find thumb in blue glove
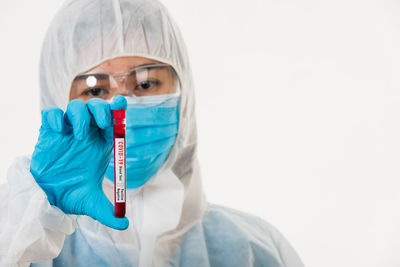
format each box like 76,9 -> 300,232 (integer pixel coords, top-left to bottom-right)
30,95 -> 129,230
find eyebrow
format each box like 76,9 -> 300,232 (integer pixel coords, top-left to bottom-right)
130,63 -> 160,69
127,63 -> 166,72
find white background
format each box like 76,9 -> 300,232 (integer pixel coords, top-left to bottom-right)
1,0 -> 399,266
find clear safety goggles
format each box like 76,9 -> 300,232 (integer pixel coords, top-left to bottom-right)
71,63 -> 180,101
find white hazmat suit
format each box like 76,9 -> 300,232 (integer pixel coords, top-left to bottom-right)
0,0 -> 305,266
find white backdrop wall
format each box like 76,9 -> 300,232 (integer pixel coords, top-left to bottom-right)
1,1 -> 399,267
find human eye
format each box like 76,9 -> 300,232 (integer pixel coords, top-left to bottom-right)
135,80 -> 160,91
82,87 -> 109,97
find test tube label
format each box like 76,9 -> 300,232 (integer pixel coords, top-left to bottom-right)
115,138 -> 126,203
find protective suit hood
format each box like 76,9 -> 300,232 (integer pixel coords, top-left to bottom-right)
39,0 -> 206,237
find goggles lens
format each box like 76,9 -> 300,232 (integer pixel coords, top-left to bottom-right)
71,64 -> 179,101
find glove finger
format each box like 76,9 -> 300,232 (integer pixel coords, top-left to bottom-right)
102,125 -> 114,142
87,98 -> 112,129
110,94 -> 127,110
41,107 -> 65,132
65,99 -> 91,140
89,193 -> 129,230
46,108 -> 65,133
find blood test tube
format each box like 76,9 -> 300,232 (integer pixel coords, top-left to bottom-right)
113,109 -> 126,218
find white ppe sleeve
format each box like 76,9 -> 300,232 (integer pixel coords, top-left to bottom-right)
0,156 -> 77,267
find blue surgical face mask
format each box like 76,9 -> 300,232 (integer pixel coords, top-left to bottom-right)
105,94 -> 180,188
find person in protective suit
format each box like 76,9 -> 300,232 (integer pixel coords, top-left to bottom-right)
0,0 -> 305,266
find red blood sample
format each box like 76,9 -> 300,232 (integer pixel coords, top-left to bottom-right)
113,109 -> 126,218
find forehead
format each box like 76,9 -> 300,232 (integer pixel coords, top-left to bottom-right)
86,56 -> 164,73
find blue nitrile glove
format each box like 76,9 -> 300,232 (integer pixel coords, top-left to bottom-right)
30,95 -> 129,230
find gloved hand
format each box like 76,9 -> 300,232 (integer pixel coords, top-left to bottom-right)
30,95 -> 129,230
